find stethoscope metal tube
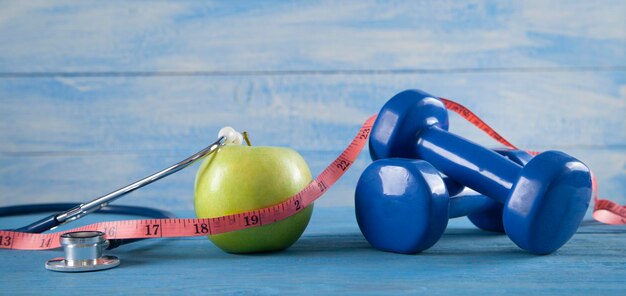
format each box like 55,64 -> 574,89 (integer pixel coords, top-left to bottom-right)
0,126 -> 245,272
15,136 -> 226,233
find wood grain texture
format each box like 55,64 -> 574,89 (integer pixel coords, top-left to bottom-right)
0,73 -> 623,209
0,1 -> 625,293
1,208 -> 625,295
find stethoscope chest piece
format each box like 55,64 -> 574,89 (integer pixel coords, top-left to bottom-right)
45,231 -> 119,272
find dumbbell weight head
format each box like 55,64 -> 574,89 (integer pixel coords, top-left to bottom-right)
369,89 -> 592,254
355,158 -> 448,253
355,158 -> 504,254
464,197 -> 504,233
369,89 -> 449,160
505,151 -> 592,254
369,91 -> 537,165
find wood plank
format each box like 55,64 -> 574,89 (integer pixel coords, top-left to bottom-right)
0,148 -> 623,210
1,208 -> 624,294
0,1 -> 624,294
0,2 -> 624,72
1,72 -> 623,153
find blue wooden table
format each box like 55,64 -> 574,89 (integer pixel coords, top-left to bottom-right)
1,1 -> 625,294
1,208 -> 625,295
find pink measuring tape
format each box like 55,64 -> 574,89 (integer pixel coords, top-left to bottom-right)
440,98 -> 626,225
1,98 -> 623,251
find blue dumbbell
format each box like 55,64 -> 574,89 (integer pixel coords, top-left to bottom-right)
356,158 -> 504,253
368,89 -> 592,254
467,148 -> 532,231
442,175 -> 504,233
355,149 -> 531,253
440,148 -> 532,232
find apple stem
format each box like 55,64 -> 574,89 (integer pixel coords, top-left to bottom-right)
242,131 -> 252,146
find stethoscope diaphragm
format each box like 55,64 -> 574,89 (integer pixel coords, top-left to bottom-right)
45,231 -> 119,272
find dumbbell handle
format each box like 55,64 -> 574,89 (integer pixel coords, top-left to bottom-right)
441,176 -> 464,197
416,126 -> 521,204
449,192 -> 497,218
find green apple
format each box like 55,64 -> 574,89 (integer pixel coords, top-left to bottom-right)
194,144 -> 314,253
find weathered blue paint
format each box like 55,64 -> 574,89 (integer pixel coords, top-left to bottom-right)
0,1 -> 624,293
1,208 -> 625,294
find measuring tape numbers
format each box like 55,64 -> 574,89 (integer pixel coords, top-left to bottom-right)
0,116 -> 377,250
1,97 -> 624,251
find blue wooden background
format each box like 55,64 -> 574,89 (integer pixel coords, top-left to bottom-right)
1,1 -> 625,294
0,1 -> 624,213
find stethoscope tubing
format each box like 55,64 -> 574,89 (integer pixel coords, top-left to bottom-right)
1,136 -> 224,235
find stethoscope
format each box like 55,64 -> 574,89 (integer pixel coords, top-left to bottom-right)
0,127 -> 245,272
